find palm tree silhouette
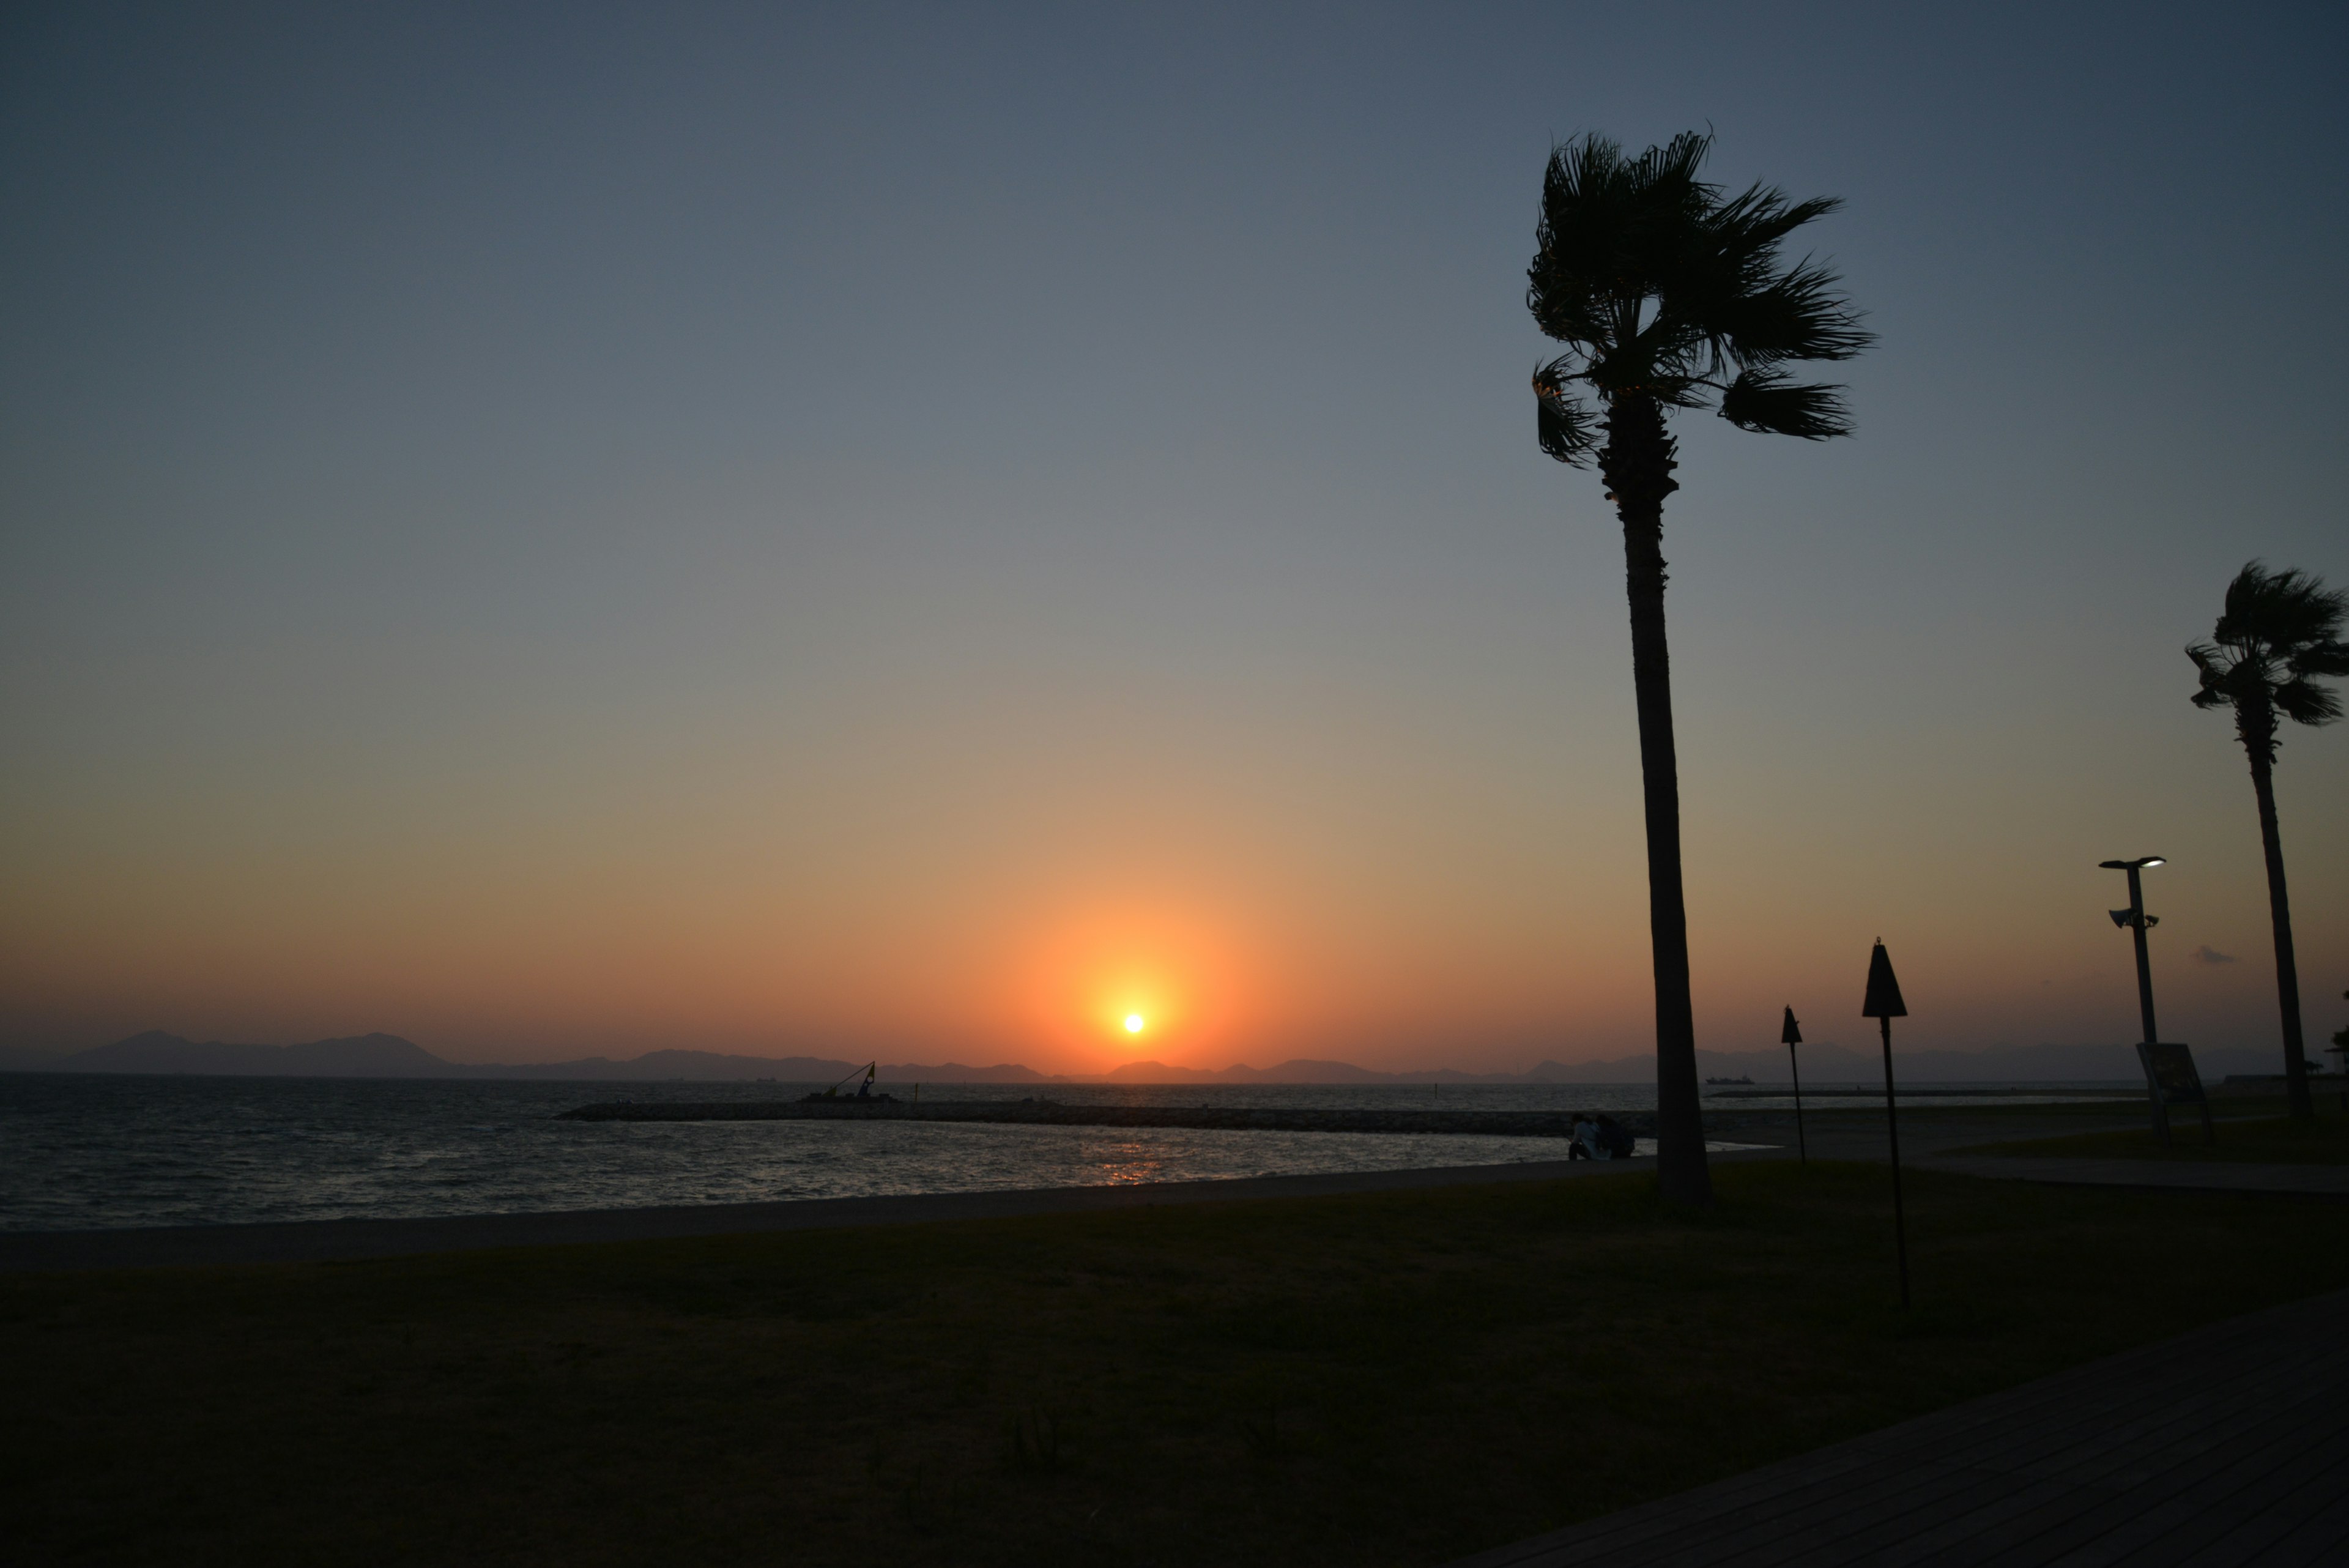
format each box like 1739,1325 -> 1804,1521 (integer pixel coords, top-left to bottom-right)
2188,562 -> 2349,1121
1526,133 -> 1868,1203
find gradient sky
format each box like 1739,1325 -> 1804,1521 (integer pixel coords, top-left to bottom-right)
4,2 -> 2344,1074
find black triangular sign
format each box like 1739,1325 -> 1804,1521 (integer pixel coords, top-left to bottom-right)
1862,940 -> 1908,1019
1781,1006 -> 1802,1046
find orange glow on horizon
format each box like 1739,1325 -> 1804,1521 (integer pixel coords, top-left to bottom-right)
995,901 -> 1253,1066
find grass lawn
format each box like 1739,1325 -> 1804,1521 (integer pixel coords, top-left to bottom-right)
9,1161 -> 2349,1567
1962,1109 -> 2349,1164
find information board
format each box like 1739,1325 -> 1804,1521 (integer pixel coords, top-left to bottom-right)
2134,1041 -> 2215,1143
2137,1041 -> 2207,1103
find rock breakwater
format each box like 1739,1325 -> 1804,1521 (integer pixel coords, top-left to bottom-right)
556,1100 -> 1668,1140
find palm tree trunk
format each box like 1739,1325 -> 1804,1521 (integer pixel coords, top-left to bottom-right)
2247,748 -> 2312,1120
1600,397 -> 1710,1205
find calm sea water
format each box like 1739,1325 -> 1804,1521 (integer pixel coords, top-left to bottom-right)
0,1075 -> 1678,1233
1,1074 -> 2132,1232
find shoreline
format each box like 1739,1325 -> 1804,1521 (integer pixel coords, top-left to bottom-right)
0,1152 -> 1802,1275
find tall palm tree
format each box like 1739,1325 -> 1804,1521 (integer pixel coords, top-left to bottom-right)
1526,133 -> 1868,1205
2188,562 -> 2349,1121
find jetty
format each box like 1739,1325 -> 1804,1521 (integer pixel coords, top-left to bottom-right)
557,1099 -> 1659,1140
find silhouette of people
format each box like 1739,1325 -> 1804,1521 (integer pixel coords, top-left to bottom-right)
1596,1113 -> 1636,1159
1570,1115 -> 1605,1160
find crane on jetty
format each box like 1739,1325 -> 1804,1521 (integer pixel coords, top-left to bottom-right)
812,1061 -> 884,1101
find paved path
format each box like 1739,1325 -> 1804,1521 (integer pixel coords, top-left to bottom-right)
1452,1285 -> 2349,1567
1927,1156 -> 2349,1198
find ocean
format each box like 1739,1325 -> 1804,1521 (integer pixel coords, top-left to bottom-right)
0,1075 -> 1666,1232
0,1074 -> 2134,1232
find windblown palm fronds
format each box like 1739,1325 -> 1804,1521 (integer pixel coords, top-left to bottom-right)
2188,563 -> 2349,754
1527,132 -> 1870,464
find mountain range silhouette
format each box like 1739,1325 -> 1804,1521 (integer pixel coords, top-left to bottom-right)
0,1031 -> 2289,1083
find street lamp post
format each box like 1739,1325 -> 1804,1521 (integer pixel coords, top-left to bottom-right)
2100,856 -> 2166,1050
2101,856 -> 2202,1145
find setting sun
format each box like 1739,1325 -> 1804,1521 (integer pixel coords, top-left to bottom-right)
1124,1014 -> 1145,1034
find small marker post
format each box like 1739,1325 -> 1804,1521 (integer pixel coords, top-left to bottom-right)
1781,1006 -> 1806,1165
1862,941 -> 1910,1309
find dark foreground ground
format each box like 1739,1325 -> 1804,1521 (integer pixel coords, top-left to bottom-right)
10,1158 -> 2349,1567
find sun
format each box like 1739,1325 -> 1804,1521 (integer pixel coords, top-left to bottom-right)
1124,1013 -> 1146,1035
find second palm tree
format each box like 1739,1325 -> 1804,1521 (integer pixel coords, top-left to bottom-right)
2188,562 -> 2349,1121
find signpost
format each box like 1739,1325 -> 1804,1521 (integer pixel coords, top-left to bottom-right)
1781,1006 -> 1807,1165
1862,941 -> 1910,1309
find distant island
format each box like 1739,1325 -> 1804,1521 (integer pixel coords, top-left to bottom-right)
0,1030 -> 2285,1084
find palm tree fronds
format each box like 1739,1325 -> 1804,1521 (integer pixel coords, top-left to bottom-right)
1710,258 -> 1873,367
1579,335 -> 1694,404
1709,184 -> 1844,253
2191,563 -> 2348,732
2214,561 -> 2349,656
2273,678 -> 2344,726
1525,280 -> 1611,348
1526,131 -> 1865,447
1717,368 -> 1853,439
1532,364 -> 1598,466
2186,642 -> 2238,709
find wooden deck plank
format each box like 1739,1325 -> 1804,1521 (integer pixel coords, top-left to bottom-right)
1447,1287 -> 2349,1568
1863,1353 -> 2344,1566
2032,1395 -> 2343,1566
1896,1361 -> 2341,1566
1484,1365 -> 2287,1568
1567,1306 -> 2326,1564
2227,1485 -> 2349,1568
1654,1348 -> 2326,1568
1527,1369 -> 2228,1566
2224,1466 -> 2349,1567
2132,1461 -> 2349,1568
1479,1304 -> 2332,1566
2071,1373 -> 2349,1564
1748,1406 -> 2249,1568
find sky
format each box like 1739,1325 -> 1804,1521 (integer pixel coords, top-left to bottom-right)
3,1 -> 2344,1074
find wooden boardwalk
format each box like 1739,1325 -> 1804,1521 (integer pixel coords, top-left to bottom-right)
1927,1156 -> 2349,1198
1453,1287 -> 2349,1567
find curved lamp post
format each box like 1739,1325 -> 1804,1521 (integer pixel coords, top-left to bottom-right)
2099,856 -> 2166,1048
2100,857 -> 2213,1145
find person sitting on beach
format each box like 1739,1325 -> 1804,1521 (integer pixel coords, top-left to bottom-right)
1570,1115 -> 1606,1161
1596,1113 -> 1636,1159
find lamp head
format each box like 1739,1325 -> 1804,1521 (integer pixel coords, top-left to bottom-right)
2099,856 -> 2167,871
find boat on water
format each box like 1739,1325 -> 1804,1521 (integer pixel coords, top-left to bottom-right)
1704,1074 -> 1755,1086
